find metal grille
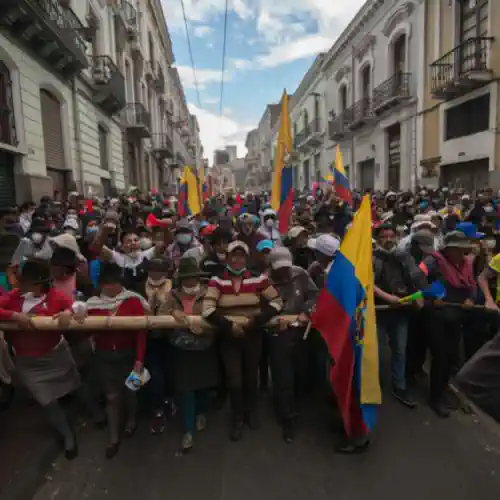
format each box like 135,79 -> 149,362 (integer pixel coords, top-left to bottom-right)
0,61 -> 17,146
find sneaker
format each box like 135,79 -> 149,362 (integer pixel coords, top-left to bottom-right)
150,411 -> 165,434
392,388 -> 417,409
181,432 -> 193,451
245,411 -> 260,430
230,419 -> 244,442
196,414 -> 207,432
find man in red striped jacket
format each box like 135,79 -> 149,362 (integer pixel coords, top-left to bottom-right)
202,240 -> 283,441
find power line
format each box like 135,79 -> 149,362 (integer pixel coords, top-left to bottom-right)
179,0 -> 202,109
219,0 -> 229,116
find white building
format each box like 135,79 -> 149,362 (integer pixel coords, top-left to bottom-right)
322,0 -> 423,191
0,0 -> 200,203
244,128 -> 260,191
289,53 -> 327,190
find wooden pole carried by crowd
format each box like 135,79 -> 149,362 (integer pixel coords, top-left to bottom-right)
0,303 -> 497,331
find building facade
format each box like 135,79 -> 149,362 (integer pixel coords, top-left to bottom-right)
255,104 -> 280,193
322,0 -> 424,192
0,0 -> 200,204
420,0 -> 500,191
244,128 -> 259,191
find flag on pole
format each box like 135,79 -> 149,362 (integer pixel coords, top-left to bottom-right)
177,172 -> 188,217
199,166 -> 208,203
183,165 -> 201,215
271,90 -> 293,234
312,195 -> 381,437
333,145 -> 352,206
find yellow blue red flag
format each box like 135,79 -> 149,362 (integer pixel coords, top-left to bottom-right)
271,90 -> 293,234
333,145 -> 352,205
312,195 -> 381,437
183,165 -> 201,215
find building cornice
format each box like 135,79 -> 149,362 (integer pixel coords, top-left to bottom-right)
354,34 -> 376,61
382,1 -> 416,37
322,0 -> 385,72
335,64 -> 352,82
289,53 -> 325,110
149,0 -> 175,64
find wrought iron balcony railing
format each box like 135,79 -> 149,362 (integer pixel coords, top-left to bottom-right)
430,37 -> 493,95
123,102 -> 151,130
91,56 -> 126,113
373,72 -> 411,111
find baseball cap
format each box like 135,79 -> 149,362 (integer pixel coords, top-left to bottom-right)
227,240 -> 249,255
314,234 -> 340,257
268,247 -> 293,270
456,222 -> 485,240
256,239 -> 274,252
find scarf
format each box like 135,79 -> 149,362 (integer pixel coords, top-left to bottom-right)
431,252 -> 476,290
86,288 -> 150,313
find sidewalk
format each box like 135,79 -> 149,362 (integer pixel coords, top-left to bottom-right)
0,390 -> 60,500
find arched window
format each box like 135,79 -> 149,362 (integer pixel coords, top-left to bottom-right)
0,61 -> 17,146
393,34 -> 406,75
360,64 -> 371,99
303,109 -> 309,130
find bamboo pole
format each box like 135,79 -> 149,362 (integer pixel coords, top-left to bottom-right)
0,302 -> 496,332
0,315 -> 300,331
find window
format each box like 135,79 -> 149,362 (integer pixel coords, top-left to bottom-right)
445,93 -> 490,140
361,65 -> 371,99
393,34 -> 406,74
339,85 -> 347,112
460,0 -> 488,41
98,125 -> 109,170
0,61 -> 16,146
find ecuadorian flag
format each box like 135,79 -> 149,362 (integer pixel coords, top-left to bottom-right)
199,166 -> 208,203
312,195 -> 381,437
178,172 -> 188,217
271,90 -> 293,234
334,145 -> 352,206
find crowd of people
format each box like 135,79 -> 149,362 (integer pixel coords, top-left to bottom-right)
0,186 -> 499,459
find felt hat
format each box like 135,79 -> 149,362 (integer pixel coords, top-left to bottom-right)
177,257 -> 205,279
20,258 -> 51,285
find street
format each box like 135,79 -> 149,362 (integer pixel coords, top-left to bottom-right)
32,389 -> 500,500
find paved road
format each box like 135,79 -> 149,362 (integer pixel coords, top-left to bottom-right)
32,387 -> 500,500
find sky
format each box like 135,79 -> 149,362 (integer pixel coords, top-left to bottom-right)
160,0 -> 366,164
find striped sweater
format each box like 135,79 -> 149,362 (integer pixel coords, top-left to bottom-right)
202,269 -> 283,333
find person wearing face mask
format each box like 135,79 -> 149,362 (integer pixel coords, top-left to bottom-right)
202,241 -> 283,442
167,219 -> 200,274
160,257 -> 218,452
235,213 -> 265,271
143,257 -> 173,435
267,247 -> 318,442
373,224 -> 427,409
257,209 -> 282,247
183,224 -> 216,265
10,217 -> 53,274
200,226 -> 233,277
286,226 -> 314,270
91,225 -> 165,296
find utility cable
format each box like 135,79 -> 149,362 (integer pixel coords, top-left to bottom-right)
219,0 -> 229,115
179,0 -> 202,109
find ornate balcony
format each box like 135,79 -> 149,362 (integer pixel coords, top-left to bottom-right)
348,97 -> 375,130
373,72 -> 412,114
113,0 -> 138,38
328,108 -> 354,141
0,0 -> 88,77
294,118 -> 323,151
430,37 -> 494,99
152,133 -> 174,159
90,56 -> 126,115
122,103 -> 151,138
155,65 -> 166,93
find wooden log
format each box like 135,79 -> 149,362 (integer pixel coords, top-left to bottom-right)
0,315 -> 300,331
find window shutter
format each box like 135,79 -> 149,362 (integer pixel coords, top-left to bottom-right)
40,90 -> 65,170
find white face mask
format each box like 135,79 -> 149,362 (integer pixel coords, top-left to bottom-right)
216,252 -> 226,262
182,284 -> 200,295
139,237 -> 153,250
484,205 -> 494,213
149,277 -> 167,286
176,233 -> 192,245
265,218 -> 275,228
31,232 -> 43,244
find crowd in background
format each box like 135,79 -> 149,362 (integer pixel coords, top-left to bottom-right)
0,184 -> 499,457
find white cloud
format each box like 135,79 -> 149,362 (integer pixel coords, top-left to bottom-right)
230,58 -> 253,70
176,65 -> 230,90
161,0 -> 367,68
223,107 -> 233,116
188,104 -> 252,163
193,25 -> 214,37
203,96 -> 220,104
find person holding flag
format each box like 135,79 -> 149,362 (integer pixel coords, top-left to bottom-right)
271,90 -> 293,235
312,195 -> 381,453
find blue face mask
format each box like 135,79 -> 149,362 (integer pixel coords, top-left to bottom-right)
176,233 -> 192,246
227,265 -> 246,276
87,226 -> 99,234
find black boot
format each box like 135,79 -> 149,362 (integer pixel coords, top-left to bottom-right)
230,418 -> 244,441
